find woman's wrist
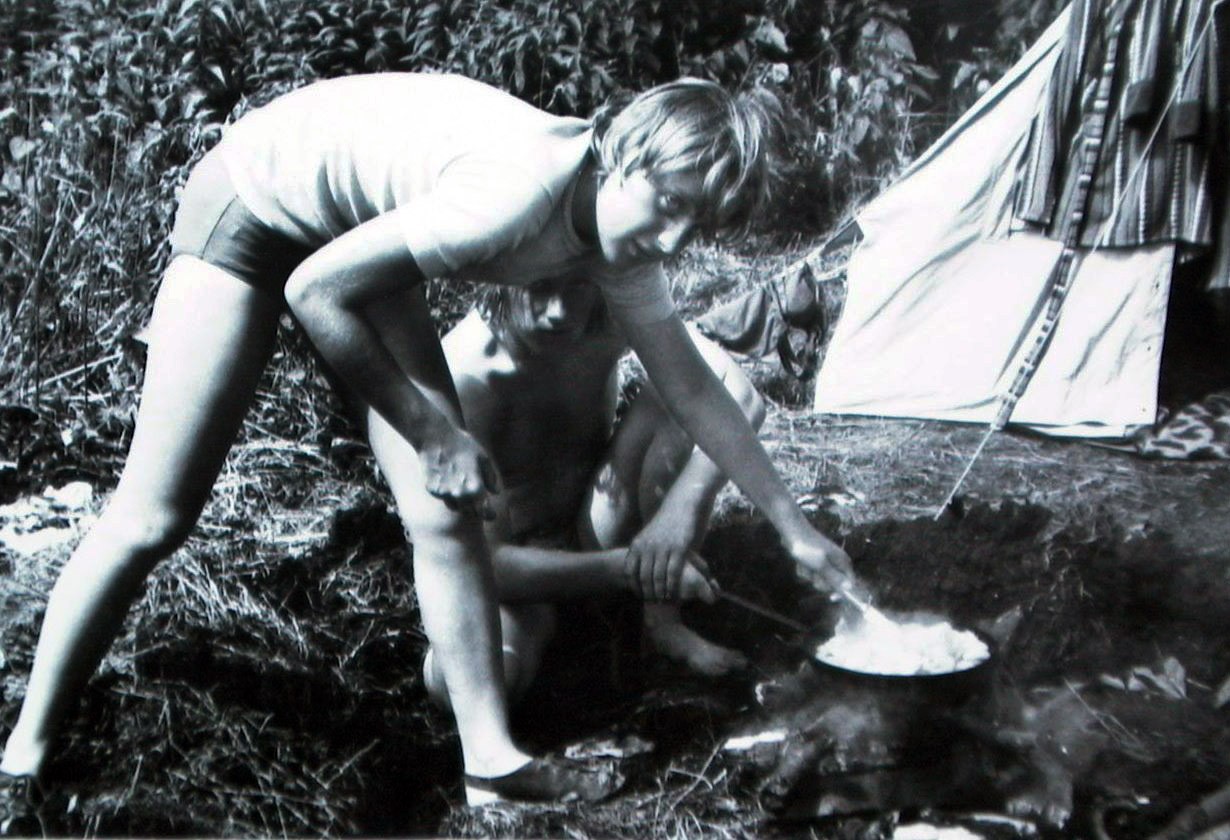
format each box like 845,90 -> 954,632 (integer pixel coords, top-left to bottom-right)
766,497 -> 816,551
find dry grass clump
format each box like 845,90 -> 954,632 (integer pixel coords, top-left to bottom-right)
442,770 -> 764,840
0,411 -> 465,836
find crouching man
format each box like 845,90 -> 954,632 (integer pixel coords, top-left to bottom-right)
368,274 -> 764,708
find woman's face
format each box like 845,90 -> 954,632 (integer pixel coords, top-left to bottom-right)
594,167 -> 705,268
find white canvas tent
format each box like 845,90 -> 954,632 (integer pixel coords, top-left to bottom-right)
812,8 -> 1175,439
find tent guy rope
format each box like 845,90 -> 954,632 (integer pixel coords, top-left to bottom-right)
933,1 -> 1222,519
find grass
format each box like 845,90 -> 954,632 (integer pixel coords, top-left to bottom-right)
5,240 -> 1230,837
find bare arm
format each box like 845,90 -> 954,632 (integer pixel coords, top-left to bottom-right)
488,540 -> 711,603
644,326 -> 767,539
285,213 -> 497,506
619,312 -> 858,593
489,543 -> 625,603
620,327 -> 766,599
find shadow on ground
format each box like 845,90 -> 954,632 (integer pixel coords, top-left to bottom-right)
4,418 -> 1230,837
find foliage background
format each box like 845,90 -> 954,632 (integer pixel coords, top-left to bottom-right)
1,0 -> 1065,475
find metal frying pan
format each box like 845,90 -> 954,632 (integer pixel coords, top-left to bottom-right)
715,587 -> 996,692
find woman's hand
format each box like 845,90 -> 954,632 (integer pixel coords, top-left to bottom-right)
418,423 -> 502,517
786,528 -> 868,600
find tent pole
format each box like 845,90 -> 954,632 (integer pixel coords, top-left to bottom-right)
933,0 -> 1140,519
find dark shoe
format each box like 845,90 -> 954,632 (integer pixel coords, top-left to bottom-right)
464,756 -> 624,806
775,264 -> 826,380
0,772 -> 44,838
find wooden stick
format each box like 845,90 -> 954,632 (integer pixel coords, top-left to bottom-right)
714,589 -> 808,633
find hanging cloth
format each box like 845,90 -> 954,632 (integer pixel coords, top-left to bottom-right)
1014,0 -> 1230,286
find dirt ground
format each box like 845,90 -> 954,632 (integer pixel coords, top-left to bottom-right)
438,408 -> 1230,839
3,349 -> 1230,838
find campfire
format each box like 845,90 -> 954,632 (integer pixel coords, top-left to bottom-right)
694,501 -> 1230,839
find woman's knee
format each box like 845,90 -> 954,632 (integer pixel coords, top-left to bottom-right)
406,509 -> 489,566
95,498 -> 196,562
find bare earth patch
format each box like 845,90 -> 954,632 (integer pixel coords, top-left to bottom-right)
3,367 -> 1230,838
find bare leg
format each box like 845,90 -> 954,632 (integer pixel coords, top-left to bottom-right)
500,603 -> 557,700
374,417 -> 595,801
363,290 -> 532,780
579,391 -> 747,677
423,603 -> 557,709
1,257 -> 281,776
366,293 -> 623,805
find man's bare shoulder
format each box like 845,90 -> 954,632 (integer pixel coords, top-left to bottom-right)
444,311 -> 516,377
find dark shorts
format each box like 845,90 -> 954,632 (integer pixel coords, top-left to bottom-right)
168,149 -> 316,299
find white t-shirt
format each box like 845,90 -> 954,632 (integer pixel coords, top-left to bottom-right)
217,73 -> 674,324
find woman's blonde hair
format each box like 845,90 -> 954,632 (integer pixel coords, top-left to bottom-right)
591,78 -> 783,242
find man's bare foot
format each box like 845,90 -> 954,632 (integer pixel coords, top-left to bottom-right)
644,605 -> 748,676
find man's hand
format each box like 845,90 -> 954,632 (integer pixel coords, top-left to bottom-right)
624,509 -> 716,602
418,423 -> 501,518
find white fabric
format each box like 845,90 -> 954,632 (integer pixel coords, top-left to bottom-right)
814,7 -> 1172,438
218,73 -> 674,324
816,236 -> 1171,436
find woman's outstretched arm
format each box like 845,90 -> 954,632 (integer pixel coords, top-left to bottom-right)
619,311 -> 863,595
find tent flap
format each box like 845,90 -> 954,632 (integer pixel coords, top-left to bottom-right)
813,4 -> 1170,439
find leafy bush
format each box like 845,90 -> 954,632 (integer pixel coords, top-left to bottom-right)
0,0 -> 1065,481
759,1 -> 941,230
2,0 -> 202,410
